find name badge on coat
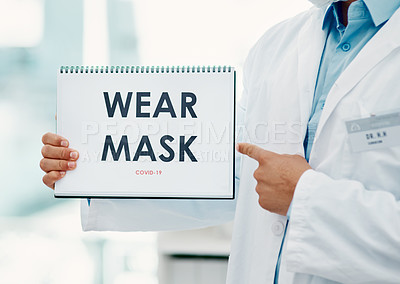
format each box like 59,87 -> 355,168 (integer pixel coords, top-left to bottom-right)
346,112 -> 400,152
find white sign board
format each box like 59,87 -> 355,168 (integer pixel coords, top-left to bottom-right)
55,66 -> 235,199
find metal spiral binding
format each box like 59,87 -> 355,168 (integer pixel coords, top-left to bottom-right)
60,65 -> 233,74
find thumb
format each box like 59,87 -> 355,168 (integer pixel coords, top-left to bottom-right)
236,143 -> 265,161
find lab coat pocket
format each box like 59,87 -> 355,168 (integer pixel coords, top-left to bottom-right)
340,109 -> 400,196
344,142 -> 400,198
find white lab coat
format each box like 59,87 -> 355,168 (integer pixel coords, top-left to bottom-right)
81,5 -> 400,284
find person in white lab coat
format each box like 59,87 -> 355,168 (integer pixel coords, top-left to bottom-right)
40,0 -> 400,283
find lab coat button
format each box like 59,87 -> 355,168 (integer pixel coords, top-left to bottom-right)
271,221 -> 285,236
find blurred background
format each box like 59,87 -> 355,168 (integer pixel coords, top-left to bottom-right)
0,0 -> 311,283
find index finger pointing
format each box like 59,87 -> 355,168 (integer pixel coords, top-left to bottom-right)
236,143 -> 265,161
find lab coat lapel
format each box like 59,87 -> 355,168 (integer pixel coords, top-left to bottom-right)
297,8 -> 327,140
314,8 -> 400,141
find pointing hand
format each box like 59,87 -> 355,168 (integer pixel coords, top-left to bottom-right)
236,143 -> 311,216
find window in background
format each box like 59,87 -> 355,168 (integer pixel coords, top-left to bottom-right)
0,0 -> 156,283
0,0 -> 44,47
83,0 -> 139,65
0,0 -> 84,216
131,0 -> 311,97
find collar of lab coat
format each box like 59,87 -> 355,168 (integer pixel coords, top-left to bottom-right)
297,6 -> 400,148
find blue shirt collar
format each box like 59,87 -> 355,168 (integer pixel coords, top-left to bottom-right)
322,0 -> 400,30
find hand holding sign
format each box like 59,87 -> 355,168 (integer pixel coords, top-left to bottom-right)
236,143 -> 311,216
40,133 -> 79,189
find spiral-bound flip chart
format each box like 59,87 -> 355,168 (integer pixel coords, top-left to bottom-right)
55,66 -> 236,199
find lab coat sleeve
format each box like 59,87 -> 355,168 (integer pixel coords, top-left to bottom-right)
81,158 -> 240,232
285,169 -> 400,283
80,197 -> 237,232
80,89 -> 247,232
81,150 -> 241,232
